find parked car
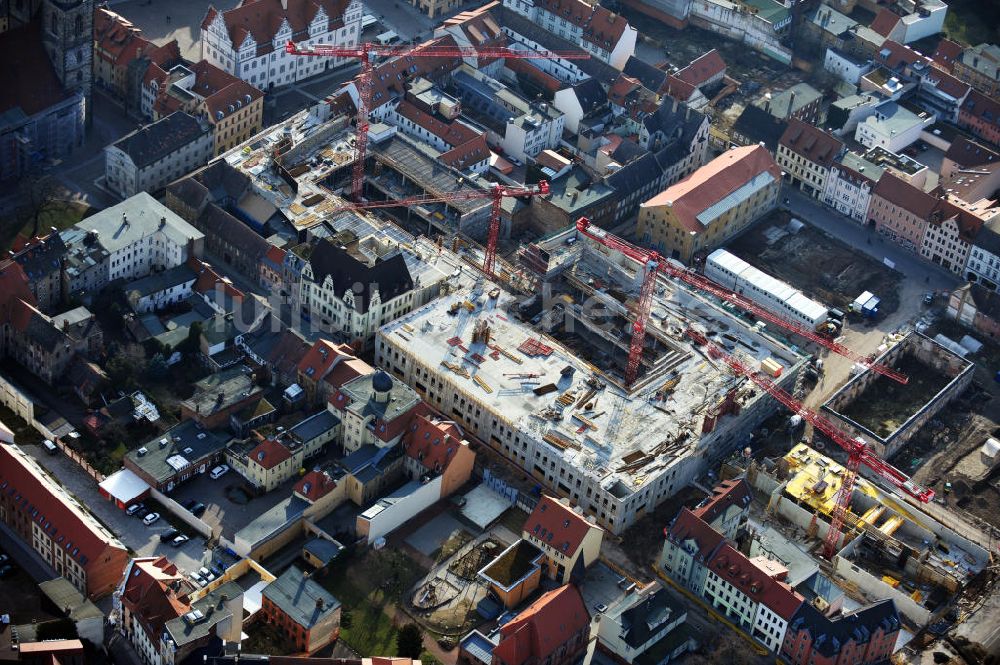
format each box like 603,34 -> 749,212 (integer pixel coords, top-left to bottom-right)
160,528 -> 180,543
210,563 -> 225,578
171,535 -> 190,547
210,465 -> 229,480
924,291 -> 934,305
190,502 -> 207,518
135,507 -> 150,519
126,503 -> 145,516
143,512 -> 160,526
199,567 -> 216,582
189,572 -> 207,587
182,499 -> 197,511
0,554 -> 9,565
0,565 -> 14,578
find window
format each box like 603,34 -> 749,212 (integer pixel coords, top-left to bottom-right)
75,14 -> 83,36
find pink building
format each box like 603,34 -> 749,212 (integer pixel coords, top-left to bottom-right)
959,90 -> 1000,147
919,198 -> 985,274
868,173 -> 936,252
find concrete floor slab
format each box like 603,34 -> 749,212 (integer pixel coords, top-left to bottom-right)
405,512 -> 467,556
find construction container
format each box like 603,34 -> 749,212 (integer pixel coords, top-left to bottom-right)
760,357 -> 783,377
882,575 -> 900,588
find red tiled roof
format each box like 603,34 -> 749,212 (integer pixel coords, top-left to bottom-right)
121,557 -> 191,643
187,60 -> 265,125
937,197 -> 986,242
373,401 -> 429,443
872,172 -> 939,218
93,8 -> 153,69
924,69 -> 971,99
0,444 -> 127,573
142,41 -> 182,86
249,437 -> 293,470
876,40 -> 928,71
190,258 -> 245,299
961,89 -> 1000,125
298,339 -> 349,379
943,136 -> 1000,169
932,39 -> 964,71
494,585 -> 589,665
265,245 -> 287,266
0,260 -> 36,327
523,495 -> 599,557
443,1 -> 506,59
294,470 -> 338,502
440,134 -> 490,171
396,101 -> 480,148
642,144 -> 783,232
675,49 -> 725,88
707,543 -> 803,619
666,507 -> 725,560
403,413 -> 463,472
691,478 -> 751,524
869,8 -> 900,37
504,58 -> 563,93
778,118 -> 844,168
203,0 -> 352,49
535,0 -> 629,49
663,75 -> 697,102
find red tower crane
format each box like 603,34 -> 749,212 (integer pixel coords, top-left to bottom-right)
285,39 -> 589,201
684,327 -> 933,560
328,180 -> 550,278
573,217 -> 909,387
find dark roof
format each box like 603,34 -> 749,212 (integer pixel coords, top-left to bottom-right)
13,234 -> 67,281
195,204 -> 270,260
943,136 -> 1000,169
307,240 -> 414,314
618,588 -> 679,649
960,282 -> 1000,319
570,78 -> 607,115
623,56 -> 668,94
642,99 -> 707,148
787,599 -> 900,658
0,20 -> 72,117
611,138 -> 647,165
112,112 -> 208,169
606,152 -> 661,197
10,300 -> 67,352
974,217 -> 1000,256
732,105 -> 789,152
666,507 -> 725,561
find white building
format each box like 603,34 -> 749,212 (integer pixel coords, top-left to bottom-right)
855,100 -> 935,154
104,112 -> 213,200
501,0 -> 637,69
705,249 -> 830,329
823,152 -> 883,223
201,0 -> 362,90
689,0 -> 792,65
824,48 -> 873,85
300,239 -> 417,352
64,193 -> 204,292
966,218 -> 1000,290
596,584 -> 694,663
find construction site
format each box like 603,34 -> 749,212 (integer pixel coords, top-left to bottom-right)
375,222 -> 810,536
747,443 -> 990,629
822,333 -> 975,458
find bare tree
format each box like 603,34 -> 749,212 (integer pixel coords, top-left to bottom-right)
16,171 -> 63,238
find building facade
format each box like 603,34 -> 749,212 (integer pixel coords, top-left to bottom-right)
522,495 -> 604,584
776,119 -> 844,199
637,145 -> 782,263
953,43 -> 1000,98
201,0 -> 363,90
822,156 -> 879,223
262,566 -> 341,654
0,443 -> 129,599
868,173 -> 935,252
105,111 -> 213,199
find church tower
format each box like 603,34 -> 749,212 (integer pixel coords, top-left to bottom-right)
41,0 -> 93,102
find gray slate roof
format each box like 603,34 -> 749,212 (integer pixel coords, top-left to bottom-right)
263,565 -> 341,629
112,111 -> 208,169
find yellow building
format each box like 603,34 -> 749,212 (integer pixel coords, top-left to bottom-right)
521,495 -> 604,584
152,60 -> 264,157
637,145 -> 782,263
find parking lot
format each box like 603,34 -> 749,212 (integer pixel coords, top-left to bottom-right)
167,470 -> 299,541
22,443 -> 211,575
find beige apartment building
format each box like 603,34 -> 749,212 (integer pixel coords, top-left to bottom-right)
637,145 -> 782,262
776,118 -> 844,199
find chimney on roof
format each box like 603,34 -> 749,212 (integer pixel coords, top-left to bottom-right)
281,0 -> 288,9
672,97 -> 679,113
788,91 -> 796,116
316,597 -> 325,610
122,212 -> 129,226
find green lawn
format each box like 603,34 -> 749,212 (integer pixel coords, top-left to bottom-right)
0,200 -> 90,252
317,548 -> 429,656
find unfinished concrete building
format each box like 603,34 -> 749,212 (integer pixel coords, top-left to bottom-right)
748,443 -> 989,626
375,229 -> 808,534
822,332 -> 974,458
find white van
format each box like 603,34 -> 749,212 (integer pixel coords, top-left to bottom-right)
210,464 -> 230,480
375,30 -> 399,45
43,440 -> 58,455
